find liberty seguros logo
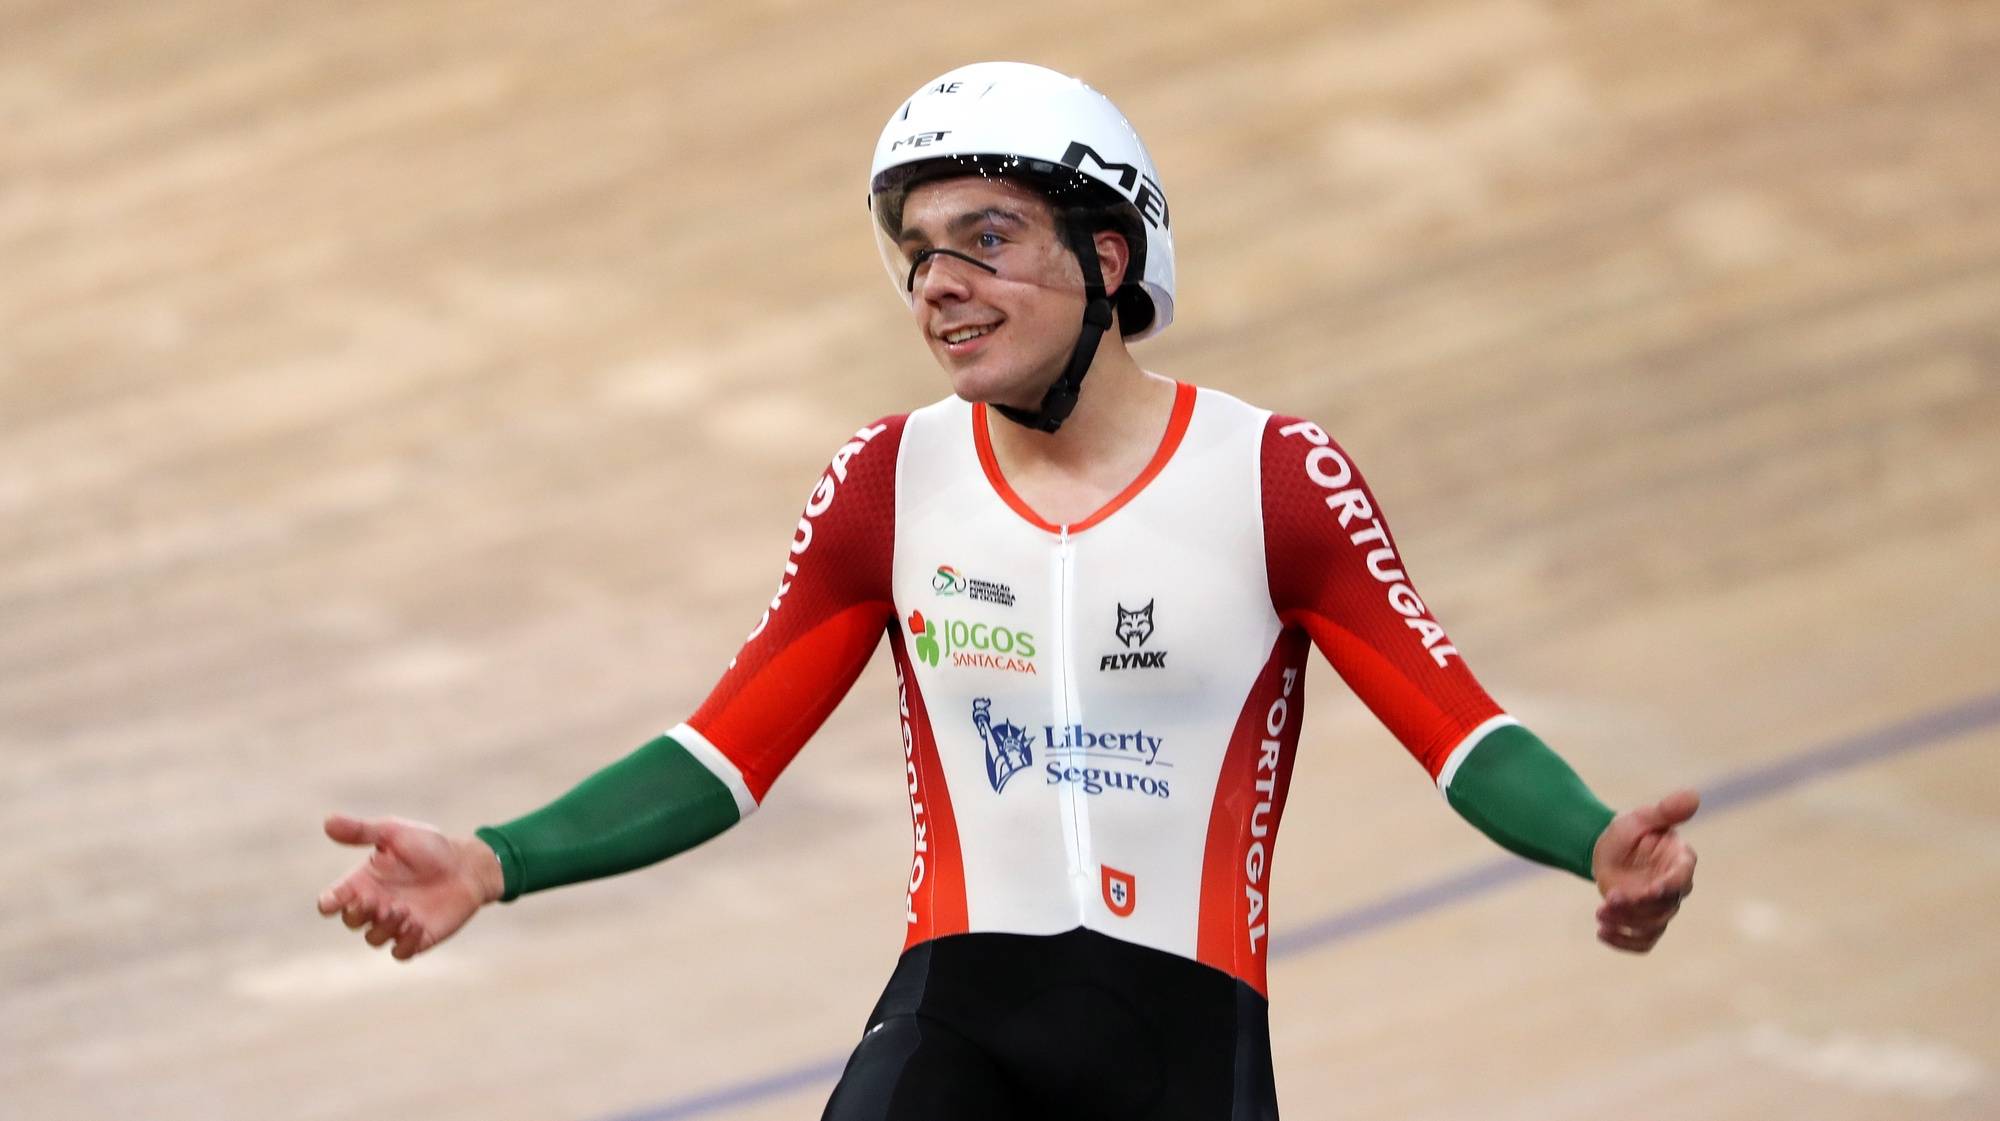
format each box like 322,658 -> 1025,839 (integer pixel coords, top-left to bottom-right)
973,697 -> 1034,793
968,698 -> 1172,801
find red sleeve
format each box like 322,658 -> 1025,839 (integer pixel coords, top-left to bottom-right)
1262,415 -> 1503,778
687,416 -> 904,801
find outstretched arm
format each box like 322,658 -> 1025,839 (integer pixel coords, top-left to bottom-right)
1261,417 -> 1699,953
316,729 -> 754,957
316,417 -> 905,957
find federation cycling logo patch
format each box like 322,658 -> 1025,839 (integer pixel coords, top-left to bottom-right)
930,562 -> 1017,607
931,565 -> 968,596
972,697 -> 1033,792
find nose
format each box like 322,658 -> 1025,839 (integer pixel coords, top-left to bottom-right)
914,260 -> 970,306
909,248 -> 996,305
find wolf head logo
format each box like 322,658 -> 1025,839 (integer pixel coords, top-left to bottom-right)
1115,601 -> 1154,648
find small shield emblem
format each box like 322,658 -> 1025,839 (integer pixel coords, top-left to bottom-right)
1101,865 -> 1137,917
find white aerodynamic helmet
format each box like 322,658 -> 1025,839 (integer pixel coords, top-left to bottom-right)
868,61 -> 1176,341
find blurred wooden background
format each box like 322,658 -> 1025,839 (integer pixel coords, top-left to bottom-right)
3,1 -> 1996,1118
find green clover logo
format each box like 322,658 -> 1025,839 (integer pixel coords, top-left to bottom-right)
907,610 -> 940,667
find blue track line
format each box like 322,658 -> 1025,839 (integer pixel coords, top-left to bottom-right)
594,689 -> 2000,1121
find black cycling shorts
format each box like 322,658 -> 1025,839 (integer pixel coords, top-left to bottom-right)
820,927 -> 1280,1121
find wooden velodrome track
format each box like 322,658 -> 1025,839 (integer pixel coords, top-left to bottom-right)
4,1 -> 1997,1118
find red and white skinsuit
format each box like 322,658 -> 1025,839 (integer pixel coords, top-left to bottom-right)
670,383 -> 1513,995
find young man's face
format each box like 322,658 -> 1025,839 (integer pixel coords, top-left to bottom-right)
893,176 -> 1105,409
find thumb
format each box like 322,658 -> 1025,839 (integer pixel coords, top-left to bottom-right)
1634,788 -> 1701,832
323,813 -> 385,847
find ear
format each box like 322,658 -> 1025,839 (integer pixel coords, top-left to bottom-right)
1093,229 -> 1132,296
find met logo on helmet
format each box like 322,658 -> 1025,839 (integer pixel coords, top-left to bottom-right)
1059,141 -> 1169,230
891,129 -> 951,151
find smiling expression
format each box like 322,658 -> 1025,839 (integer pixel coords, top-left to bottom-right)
894,177 -> 1125,408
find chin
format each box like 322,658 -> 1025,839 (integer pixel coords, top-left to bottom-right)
939,354 -> 1054,410
943,364 -> 1021,407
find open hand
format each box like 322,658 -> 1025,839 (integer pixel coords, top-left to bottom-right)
315,814 -> 502,960
1591,789 -> 1699,954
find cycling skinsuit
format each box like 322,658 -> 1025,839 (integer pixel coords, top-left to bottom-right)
478,381 -> 1612,1120
666,383 -> 1505,1118
675,382 -> 1508,986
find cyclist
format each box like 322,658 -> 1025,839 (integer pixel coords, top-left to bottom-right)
319,62 -> 1698,1121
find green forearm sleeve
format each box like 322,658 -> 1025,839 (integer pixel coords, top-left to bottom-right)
1444,723 -> 1615,880
475,733 -> 743,901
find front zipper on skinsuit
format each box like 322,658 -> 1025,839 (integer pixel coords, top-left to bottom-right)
1050,524 -> 1094,920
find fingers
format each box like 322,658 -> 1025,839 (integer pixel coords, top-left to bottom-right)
391,922 -> 432,961
1596,873 -> 1689,953
1597,903 -> 1674,949
316,879 -> 355,916
391,926 -> 421,960
329,890 -> 416,953
1654,844 -> 1698,900
342,895 -> 382,929
317,877 -> 435,959
1598,892 -> 1680,927
1605,844 -> 1696,915
1597,922 -> 1662,953
319,875 -> 391,929
1635,788 -> 1701,832
323,812 -> 385,847
362,904 -> 409,948
1664,787 -> 1701,820
319,868 -> 386,923
363,907 -> 399,946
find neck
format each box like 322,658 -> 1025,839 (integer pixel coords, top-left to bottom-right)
983,335 -> 1176,473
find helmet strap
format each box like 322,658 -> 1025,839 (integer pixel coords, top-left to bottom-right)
992,208 -> 1115,434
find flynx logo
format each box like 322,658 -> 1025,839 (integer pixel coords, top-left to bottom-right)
1102,600 -> 1167,671
907,610 -> 1037,674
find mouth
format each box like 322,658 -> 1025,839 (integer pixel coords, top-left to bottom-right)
935,320 -> 1001,355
